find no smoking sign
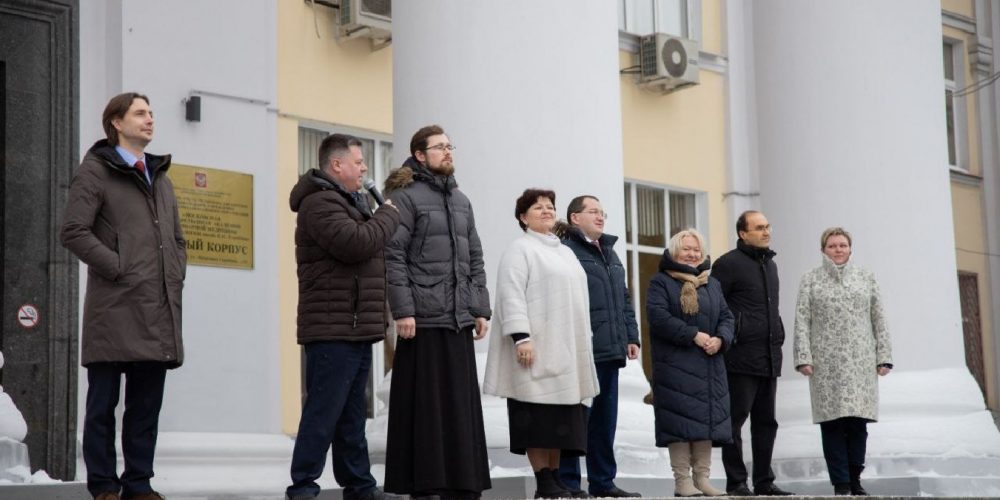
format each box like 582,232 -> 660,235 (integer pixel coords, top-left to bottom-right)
17,304 -> 39,329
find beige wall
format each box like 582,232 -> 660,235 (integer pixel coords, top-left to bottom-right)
942,0 -> 974,19
943,0 -> 996,409
619,53 -> 729,256
276,1 -> 394,433
701,0 -> 723,55
951,182 -> 997,408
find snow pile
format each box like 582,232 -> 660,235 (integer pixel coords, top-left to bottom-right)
0,351 -> 32,484
0,351 -> 27,442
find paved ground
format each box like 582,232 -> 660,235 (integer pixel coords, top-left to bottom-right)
1,477 -> 999,500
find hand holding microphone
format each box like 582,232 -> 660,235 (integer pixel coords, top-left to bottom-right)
363,178 -> 396,210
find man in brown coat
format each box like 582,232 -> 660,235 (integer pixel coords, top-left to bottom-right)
61,92 -> 186,500
286,133 -> 400,500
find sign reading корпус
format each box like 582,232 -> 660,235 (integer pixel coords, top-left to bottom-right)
167,164 -> 254,270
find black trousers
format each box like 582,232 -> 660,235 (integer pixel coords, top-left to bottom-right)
721,373 -> 778,490
820,417 -> 868,485
83,362 -> 168,498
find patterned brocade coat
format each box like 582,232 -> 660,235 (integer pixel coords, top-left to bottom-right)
793,256 -> 892,423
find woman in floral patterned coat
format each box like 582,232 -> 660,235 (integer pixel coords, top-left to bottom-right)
793,227 -> 893,496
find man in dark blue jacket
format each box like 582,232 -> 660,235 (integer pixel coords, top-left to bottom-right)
711,210 -> 794,497
557,195 -> 641,498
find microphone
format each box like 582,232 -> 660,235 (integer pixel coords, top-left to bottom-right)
363,178 -> 385,206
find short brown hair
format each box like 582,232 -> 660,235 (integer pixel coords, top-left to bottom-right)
514,188 -> 556,231
409,124 -> 445,156
820,227 -> 852,249
102,92 -> 149,146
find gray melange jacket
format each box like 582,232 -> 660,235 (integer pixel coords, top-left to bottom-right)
383,157 -> 491,330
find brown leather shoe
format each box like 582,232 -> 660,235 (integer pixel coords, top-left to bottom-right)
94,493 -> 121,500
124,492 -> 166,500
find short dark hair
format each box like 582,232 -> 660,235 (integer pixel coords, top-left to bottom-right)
515,188 -> 556,232
102,92 -> 149,146
318,133 -> 363,169
409,124 -> 445,157
736,210 -> 761,237
566,195 -> 599,225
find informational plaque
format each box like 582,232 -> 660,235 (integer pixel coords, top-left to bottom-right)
167,164 -> 254,269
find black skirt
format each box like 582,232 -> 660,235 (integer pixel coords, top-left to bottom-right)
506,398 -> 587,457
384,327 -> 491,494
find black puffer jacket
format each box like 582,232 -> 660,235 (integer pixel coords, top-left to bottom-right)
562,228 -> 639,365
711,239 -> 785,377
647,253 -> 733,446
289,169 -> 400,344
383,157 -> 491,330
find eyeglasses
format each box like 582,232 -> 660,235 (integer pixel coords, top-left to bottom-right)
578,209 -> 608,218
748,224 -> 772,233
425,144 -> 455,152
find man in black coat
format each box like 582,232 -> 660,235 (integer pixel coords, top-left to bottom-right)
711,210 -> 794,496
557,195 -> 641,498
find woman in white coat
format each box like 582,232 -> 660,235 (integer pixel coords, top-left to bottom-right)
793,227 -> 893,496
484,188 -> 600,499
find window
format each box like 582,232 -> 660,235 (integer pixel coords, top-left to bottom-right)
943,40 -> 966,170
298,126 -> 394,184
297,125 -> 395,417
619,0 -> 689,37
623,181 -> 705,383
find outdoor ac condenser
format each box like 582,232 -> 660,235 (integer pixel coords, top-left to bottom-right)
638,33 -> 700,94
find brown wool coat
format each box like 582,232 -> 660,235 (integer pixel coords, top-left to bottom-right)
61,140 -> 187,367
290,169 -> 401,343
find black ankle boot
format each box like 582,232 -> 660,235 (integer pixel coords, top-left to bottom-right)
534,468 -> 572,499
849,465 -> 868,496
833,483 -> 851,495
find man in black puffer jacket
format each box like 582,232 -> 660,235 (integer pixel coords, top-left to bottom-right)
711,210 -> 794,497
557,195 -> 641,498
286,133 -> 400,500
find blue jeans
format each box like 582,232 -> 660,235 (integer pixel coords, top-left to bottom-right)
287,341 -> 377,499
558,362 -> 620,494
83,362 -> 167,498
820,417 -> 868,485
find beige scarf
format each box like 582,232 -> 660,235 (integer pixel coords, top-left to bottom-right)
665,270 -> 709,315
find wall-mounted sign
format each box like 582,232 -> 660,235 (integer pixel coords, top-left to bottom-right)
167,164 -> 254,270
17,304 -> 39,329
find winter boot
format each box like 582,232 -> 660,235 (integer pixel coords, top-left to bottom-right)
534,468 -> 572,499
849,465 -> 869,496
833,483 -> 851,495
690,440 -> 725,496
668,442 -> 703,497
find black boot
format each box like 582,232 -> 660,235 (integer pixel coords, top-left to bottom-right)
534,468 -> 572,499
551,472 -> 591,498
849,465 -> 868,496
833,483 -> 851,495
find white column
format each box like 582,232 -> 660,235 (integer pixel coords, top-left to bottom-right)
751,0 -> 963,371
747,0 -> 1000,480
392,0 -> 627,302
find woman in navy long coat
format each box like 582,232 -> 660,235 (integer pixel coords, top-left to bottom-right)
647,228 -> 734,497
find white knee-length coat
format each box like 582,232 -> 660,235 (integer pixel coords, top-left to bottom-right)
793,256 -> 892,423
483,229 -> 600,406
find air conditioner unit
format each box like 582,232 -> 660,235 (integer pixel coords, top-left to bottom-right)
638,33 -> 699,94
336,0 -> 391,49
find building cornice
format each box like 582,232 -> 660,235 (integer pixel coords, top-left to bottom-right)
951,168 -> 984,186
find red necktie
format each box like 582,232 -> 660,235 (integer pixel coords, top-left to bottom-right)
135,160 -> 146,176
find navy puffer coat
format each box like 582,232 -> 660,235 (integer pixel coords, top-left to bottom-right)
562,228 -> 640,366
647,252 -> 734,446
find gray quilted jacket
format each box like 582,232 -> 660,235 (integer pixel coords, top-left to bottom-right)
383,157 -> 491,330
